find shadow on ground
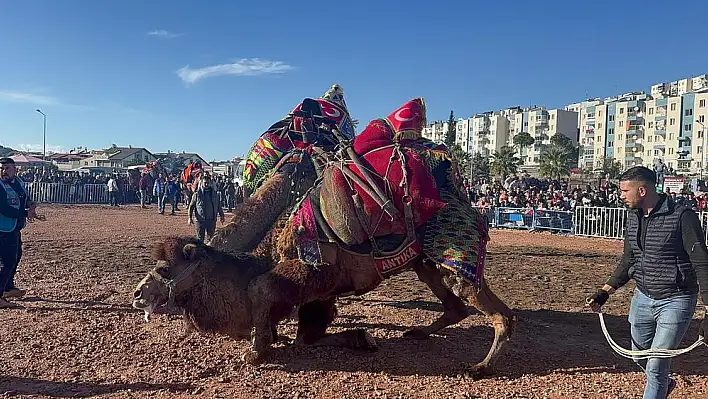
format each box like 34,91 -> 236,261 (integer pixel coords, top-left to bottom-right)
0,376 -> 192,398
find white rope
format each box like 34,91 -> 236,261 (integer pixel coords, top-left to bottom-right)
597,312 -> 705,360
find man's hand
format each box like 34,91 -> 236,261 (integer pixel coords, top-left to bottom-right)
187,218 -> 193,225
586,290 -> 610,313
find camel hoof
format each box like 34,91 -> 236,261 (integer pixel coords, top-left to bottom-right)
241,350 -> 263,365
463,363 -> 491,380
402,327 -> 429,340
353,329 -> 378,352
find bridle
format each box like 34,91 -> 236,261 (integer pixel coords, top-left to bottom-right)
148,259 -> 203,307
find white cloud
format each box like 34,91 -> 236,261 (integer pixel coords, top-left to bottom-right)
18,143 -> 69,154
0,90 -> 59,105
147,30 -> 185,39
176,58 -> 295,84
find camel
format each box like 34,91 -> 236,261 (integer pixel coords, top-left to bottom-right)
133,97 -> 516,377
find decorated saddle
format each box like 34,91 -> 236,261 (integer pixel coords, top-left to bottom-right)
291,98 -> 489,285
241,84 -> 355,195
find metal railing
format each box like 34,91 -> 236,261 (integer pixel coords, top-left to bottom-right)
472,205 -> 708,242
21,182 -> 139,204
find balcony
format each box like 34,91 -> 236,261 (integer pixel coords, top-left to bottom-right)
625,141 -> 644,150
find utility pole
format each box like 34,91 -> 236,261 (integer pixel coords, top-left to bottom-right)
36,109 -> 47,173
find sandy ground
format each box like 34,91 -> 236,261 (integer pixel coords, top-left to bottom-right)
0,204 -> 706,399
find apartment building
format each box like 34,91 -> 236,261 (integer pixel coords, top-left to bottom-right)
508,107 -> 578,166
651,74 -> 708,98
455,112 -> 510,157
568,87 -> 708,174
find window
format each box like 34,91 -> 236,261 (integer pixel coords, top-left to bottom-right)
670,148 -> 674,155
669,133 -> 674,140
598,122 -> 603,128
649,108 -> 654,115
700,99 -> 706,108
685,109 -> 693,116
700,115 -> 706,123
648,136 -> 653,142
685,124 -> 692,131
671,103 -> 676,111
607,141 -> 613,147
609,115 -> 615,121
670,118 -> 676,126
598,110 -> 603,117
649,121 -> 654,128
597,136 -> 601,141
608,128 -> 614,135
619,108 -> 624,114
620,121 -> 624,127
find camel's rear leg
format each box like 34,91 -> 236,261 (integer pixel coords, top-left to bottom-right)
403,260 -> 469,339
464,279 -> 516,378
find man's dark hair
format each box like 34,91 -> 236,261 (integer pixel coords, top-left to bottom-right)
0,157 -> 15,164
619,166 -> 656,187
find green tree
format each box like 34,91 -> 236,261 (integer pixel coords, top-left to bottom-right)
444,110 -> 456,148
0,145 -> 17,157
490,145 -> 520,180
601,157 -> 623,179
469,152 -> 490,182
550,133 -> 579,167
512,132 -> 535,164
450,144 -> 471,178
539,146 -> 571,180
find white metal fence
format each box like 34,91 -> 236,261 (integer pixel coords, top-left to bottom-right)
21,182 -> 138,204
474,205 -> 708,243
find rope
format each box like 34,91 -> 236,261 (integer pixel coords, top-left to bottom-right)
596,311 -> 705,360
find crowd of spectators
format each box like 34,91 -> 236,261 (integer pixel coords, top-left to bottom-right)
464,173 -> 707,212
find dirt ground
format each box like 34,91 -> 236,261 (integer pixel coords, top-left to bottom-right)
1,204 -> 707,399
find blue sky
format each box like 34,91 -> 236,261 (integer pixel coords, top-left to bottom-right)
1,0 -> 708,161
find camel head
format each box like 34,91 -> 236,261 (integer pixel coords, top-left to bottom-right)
132,236 -> 209,322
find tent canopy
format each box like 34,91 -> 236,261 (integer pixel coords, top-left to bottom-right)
10,154 -> 47,166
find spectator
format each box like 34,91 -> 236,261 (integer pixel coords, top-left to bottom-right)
153,173 -> 167,215
166,175 -> 179,216
187,173 -> 225,243
107,174 -> 120,207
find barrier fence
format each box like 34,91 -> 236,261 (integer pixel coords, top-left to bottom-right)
19,182 -> 708,242
22,182 -> 139,205
473,205 -> 708,242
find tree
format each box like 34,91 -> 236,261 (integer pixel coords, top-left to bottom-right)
469,152 -> 490,182
550,133 -> 579,167
157,156 -> 188,176
601,157 -> 623,179
444,110 -> 456,148
490,145 -> 520,180
0,145 -> 16,158
539,146 -> 571,180
512,132 -> 535,164
450,144 -> 471,178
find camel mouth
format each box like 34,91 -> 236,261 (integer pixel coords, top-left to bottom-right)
132,299 -> 155,322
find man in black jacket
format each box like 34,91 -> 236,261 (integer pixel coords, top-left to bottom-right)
587,166 -> 708,399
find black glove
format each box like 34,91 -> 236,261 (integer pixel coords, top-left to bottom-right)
586,290 -> 609,308
699,317 -> 707,340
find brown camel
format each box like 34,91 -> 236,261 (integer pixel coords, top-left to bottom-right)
134,149 -> 516,378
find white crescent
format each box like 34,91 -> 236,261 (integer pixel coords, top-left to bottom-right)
324,107 -> 341,119
394,108 -> 414,122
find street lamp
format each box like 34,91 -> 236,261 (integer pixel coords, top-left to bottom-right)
36,109 -> 47,171
697,119 -> 707,182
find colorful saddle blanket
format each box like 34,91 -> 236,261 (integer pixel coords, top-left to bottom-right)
242,84 -> 355,194
290,97 -> 488,286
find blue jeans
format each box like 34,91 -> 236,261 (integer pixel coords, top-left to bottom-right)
157,194 -> 166,213
629,288 -> 697,399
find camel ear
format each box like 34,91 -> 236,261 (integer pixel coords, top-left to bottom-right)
182,243 -> 202,261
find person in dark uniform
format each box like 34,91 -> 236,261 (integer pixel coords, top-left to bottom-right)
587,166 -> 708,399
0,157 -> 43,309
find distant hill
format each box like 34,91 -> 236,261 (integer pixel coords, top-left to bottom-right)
0,145 -> 17,157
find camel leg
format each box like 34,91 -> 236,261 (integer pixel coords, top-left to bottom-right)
403,261 -> 469,339
464,280 -> 517,379
295,298 -> 378,351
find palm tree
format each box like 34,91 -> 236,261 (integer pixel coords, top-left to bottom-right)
539,146 -> 571,180
490,145 -> 520,180
512,132 -> 535,164
451,145 -> 471,178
